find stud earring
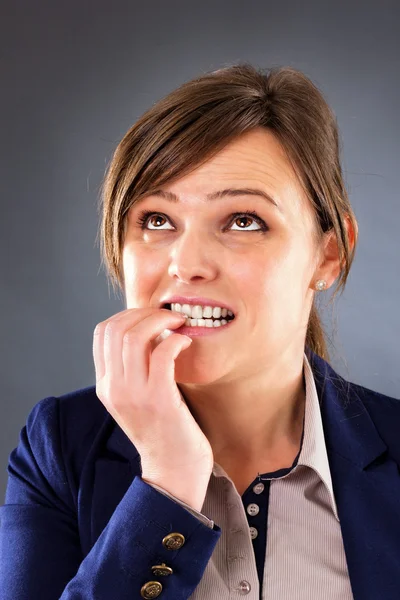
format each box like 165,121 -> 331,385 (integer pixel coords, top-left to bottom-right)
315,280 -> 327,291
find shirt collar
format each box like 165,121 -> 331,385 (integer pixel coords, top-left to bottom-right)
299,351 -> 340,521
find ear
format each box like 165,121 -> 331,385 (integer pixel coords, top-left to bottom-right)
315,214 -> 358,287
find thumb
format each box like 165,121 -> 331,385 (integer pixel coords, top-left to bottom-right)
149,333 -> 192,388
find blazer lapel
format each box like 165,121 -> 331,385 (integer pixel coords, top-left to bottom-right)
308,349 -> 400,600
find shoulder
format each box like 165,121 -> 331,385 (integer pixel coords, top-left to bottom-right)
20,386 -> 110,496
26,384 -> 107,444
347,379 -> 400,436
5,385 -> 108,510
354,381 -> 400,464
331,374 -> 400,461
57,384 -> 108,434
308,348 -> 399,414
309,349 -> 400,455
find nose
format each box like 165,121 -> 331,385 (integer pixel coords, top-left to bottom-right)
167,229 -> 218,283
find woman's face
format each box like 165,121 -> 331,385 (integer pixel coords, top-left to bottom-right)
122,127 -> 326,384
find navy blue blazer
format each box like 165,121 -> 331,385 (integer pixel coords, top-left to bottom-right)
1,349 -> 400,599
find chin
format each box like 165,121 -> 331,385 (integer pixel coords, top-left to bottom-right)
174,362 -> 223,385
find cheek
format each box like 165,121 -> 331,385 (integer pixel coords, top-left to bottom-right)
122,251 -> 141,288
250,250 -> 310,313
122,249 -> 157,305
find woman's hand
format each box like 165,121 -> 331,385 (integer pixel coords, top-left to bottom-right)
93,307 -> 214,512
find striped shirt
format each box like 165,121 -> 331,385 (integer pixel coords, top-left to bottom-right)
149,352 -> 354,598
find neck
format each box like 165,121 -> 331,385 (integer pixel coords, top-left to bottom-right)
178,349 -> 306,464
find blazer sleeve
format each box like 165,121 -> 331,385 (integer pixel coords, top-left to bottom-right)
145,481 -> 215,528
0,396 -> 222,600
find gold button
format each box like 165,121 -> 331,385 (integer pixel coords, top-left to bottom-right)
140,580 -> 163,599
151,563 -> 173,576
162,532 -> 186,550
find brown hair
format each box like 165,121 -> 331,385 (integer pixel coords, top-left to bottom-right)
97,63 -> 358,363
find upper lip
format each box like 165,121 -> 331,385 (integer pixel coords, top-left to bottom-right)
159,295 -> 236,314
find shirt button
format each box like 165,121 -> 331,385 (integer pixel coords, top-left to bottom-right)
235,580 -> 252,594
246,503 -> 260,516
253,482 -> 265,494
162,532 -> 185,550
140,580 -> 163,598
249,526 -> 258,540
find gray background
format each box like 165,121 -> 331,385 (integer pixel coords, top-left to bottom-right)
1,0 -> 399,501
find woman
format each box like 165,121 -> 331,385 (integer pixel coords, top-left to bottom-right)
1,64 -> 399,600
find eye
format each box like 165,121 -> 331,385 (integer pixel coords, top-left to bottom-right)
228,211 -> 267,231
135,210 -> 268,232
136,211 -> 174,230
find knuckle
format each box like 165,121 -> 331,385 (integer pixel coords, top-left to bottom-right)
95,379 -> 107,402
103,320 -> 119,338
93,322 -> 106,336
123,329 -> 139,346
97,379 -> 122,408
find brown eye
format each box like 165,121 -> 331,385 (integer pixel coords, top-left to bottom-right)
233,216 -> 255,229
136,209 -> 268,232
148,215 -> 166,228
228,211 -> 268,232
136,211 -> 173,230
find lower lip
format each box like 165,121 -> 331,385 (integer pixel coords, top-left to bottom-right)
175,318 -> 236,337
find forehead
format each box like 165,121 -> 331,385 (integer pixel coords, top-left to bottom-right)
164,127 -> 305,206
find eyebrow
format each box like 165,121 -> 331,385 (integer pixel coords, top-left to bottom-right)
147,187 -> 281,211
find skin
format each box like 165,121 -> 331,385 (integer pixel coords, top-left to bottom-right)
122,127 -> 355,485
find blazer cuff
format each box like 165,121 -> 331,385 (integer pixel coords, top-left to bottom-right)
145,480 -> 215,529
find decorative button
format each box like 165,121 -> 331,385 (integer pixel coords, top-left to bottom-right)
235,580 -> 252,595
151,563 -> 173,576
249,526 -> 258,540
140,580 -> 163,599
162,532 -> 186,550
246,503 -> 260,516
253,482 -> 265,494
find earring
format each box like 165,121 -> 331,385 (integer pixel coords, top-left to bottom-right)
315,279 -> 327,291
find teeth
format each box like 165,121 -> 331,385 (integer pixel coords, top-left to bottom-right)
188,318 -> 228,327
170,303 -> 233,319
212,307 -> 222,319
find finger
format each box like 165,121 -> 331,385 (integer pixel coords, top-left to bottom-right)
101,308 -> 158,380
122,311 -> 187,383
93,308 -> 154,383
148,333 -> 193,404
93,321 -> 108,382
